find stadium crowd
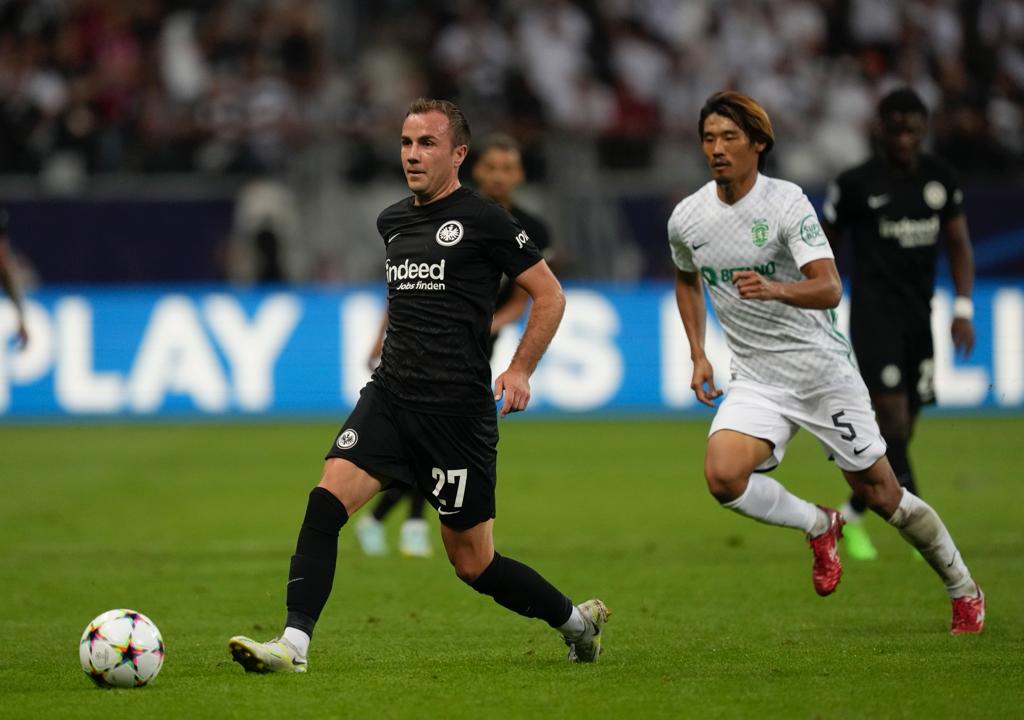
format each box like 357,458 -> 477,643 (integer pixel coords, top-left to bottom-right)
0,0 -> 1021,185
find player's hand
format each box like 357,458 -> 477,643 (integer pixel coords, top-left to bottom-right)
13,315 -> 27,350
493,367 -> 531,417
732,270 -> 777,301
690,357 -> 722,407
951,318 -> 975,360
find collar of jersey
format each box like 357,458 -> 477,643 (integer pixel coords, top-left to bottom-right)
713,172 -> 764,210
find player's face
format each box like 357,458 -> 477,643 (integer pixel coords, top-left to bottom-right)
472,147 -> 524,206
401,111 -> 468,204
701,113 -> 764,186
880,111 -> 926,167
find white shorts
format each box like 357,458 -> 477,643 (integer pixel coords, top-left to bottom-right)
709,376 -> 887,472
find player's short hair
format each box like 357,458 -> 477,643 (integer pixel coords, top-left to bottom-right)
878,87 -> 928,120
475,132 -> 521,158
698,91 -> 775,170
406,98 -> 471,148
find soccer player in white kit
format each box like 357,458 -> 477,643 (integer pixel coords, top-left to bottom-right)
668,91 -> 984,634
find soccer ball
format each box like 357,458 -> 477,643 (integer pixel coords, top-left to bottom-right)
79,609 -> 165,688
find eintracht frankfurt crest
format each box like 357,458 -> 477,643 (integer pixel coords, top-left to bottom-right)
436,220 -> 464,247
336,429 -> 358,449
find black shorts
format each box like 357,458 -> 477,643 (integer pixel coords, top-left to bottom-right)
851,316 -> 935,410
325,382 -> 498,529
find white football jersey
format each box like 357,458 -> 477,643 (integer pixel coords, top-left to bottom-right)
668,173 -> 856,390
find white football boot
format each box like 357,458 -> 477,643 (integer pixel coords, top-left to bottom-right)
564,599 -> 611,663
399,518 -> 433,558
229,636 -> 307,673
355,515 -> 388,556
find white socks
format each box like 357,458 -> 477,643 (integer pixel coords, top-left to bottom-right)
723,473 -> 828,536
886,489 -> 976,598
283,627 -> 310,658
558,605 -> 587,639
839,499 -> 864,525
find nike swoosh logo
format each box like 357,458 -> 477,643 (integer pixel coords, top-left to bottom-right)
853,444 -> 872,455
287,577 -> 304,584
946,552 -> 958,568
692,241 -> 710,250
387,232 -> 401,244
437,509 -> 461,516
867,194 -> 890,209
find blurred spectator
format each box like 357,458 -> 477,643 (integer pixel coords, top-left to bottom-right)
0,0 -> 1017,182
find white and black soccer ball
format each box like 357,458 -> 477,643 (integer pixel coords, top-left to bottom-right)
79,609 -> 165,688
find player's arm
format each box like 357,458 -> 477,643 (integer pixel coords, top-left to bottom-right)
493,260 -> 564,416
490,284 -> 530,335
944,214 -> 975,359
675,268 -> 720,407
0,227 -> 28,349
367,306 -> 388,370
821,178 -> 846,253
732,258 -> 842,309
822,219 -> 842,252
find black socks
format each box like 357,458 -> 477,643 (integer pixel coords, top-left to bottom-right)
469,552 -> 573,628
372,487 -> 427,521
285,487 -> 349,637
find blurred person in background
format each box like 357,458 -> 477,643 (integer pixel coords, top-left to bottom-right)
0,208 -> 28,349
355,133 -> 558,559
823,87 -> 975,560
669,90 -> 984,634
229,98 -> 608,673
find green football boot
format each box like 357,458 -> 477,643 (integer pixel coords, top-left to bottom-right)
842,522 -> 878,561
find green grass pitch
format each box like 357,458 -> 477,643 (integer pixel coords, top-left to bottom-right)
0,416 -> 1021,719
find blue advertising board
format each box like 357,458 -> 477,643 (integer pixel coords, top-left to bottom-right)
1,282 -> 1021,419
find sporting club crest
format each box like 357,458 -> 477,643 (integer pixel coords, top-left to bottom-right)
751,218 -> 770,247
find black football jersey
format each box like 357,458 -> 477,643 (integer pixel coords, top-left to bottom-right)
824,153 -> 963,325
493,204 -> 551,310
372,187 -> 544,416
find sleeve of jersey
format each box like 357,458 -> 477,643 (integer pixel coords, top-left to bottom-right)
941,166 -> 965,220
481,205 -> 543,278
822,175 -> 846,226
667,210 -> 697,272
782,193 -> 834,268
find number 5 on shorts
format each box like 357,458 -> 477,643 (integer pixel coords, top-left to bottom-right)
831,410 -> 857,441
431,467 -> 468,508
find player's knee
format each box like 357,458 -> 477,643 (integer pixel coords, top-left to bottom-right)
445,547 -> 486,584
850,462 -> 903,517
874,404 -> 911,440
450,557 -> 485,584
704,458 -> 747,503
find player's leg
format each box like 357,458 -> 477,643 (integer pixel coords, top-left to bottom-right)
356,487 -> 405,556
706,381 -> 842,595
872,391 -> 916,492
229,458 -> 382,672
414,410 -> 608,661
399,490 -> 432,557
838,389 -> 912,560
440,519 -> 609,662
229,382 -> 411,671
843,458 -> 984,633
707,430 -> 842,596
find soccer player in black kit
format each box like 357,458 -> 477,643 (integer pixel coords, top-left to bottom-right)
823,88 -> 976,560
355,133 -> 557,559
229,98 -> 608,673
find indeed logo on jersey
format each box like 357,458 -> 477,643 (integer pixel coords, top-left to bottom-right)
879,216 -> 940,248
386,258 -> 446,291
